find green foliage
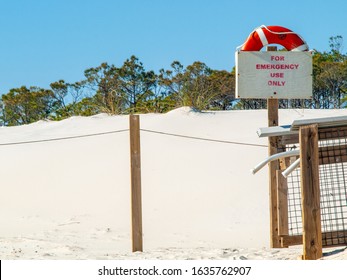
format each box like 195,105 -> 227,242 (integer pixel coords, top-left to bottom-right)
311,37 -> 347,108
84,62 -> 126,114
49,80 -> 85,120
71,97 -> 101,116
0,86 -> 55,126
118,56 -> 157,113
158,61 -> 235,111
1,36 -> 347,126
84,56 -> 157,114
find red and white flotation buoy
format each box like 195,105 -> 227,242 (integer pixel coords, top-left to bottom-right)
240,25 -> 308,51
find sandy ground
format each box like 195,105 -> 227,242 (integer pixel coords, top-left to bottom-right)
1,107 -> 346,260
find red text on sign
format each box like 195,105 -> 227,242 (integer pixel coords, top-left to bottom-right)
268,81 -> 286,86
270,73 -> 284,78
271,56 -> 285,61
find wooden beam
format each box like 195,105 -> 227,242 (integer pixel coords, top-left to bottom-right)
268,98 -> 281,248
300,124 -> 322,260
281,230 -> 347,248
266,45 -> 282,248
280,134 -> 299,145
277,170 -> 289,238
129,115 -> 143,252
281,235 -> 303,247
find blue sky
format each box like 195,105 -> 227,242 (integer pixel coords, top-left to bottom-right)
0,0 -> 346,94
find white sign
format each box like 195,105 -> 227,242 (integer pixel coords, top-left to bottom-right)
235,51 -> 312,99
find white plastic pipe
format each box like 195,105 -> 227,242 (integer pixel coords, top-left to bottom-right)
282,158 -> 300,178
251,150 -> 300,175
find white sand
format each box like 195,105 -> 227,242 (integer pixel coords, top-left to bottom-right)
0,107 -> 346,260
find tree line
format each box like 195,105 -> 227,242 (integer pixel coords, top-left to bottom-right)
1,36 -> 346,126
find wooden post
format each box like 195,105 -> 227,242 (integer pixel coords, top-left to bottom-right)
129,115 -> 143,252
299,124 -> 322,260
267,43 -> 281,248
268,98 -> 281,248
276,170 -> 289,238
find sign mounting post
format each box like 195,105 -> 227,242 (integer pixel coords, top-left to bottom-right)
266,46 -> 281,248
236,24 -> 313,253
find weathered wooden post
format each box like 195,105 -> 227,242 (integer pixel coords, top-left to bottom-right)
266,46 -> 282,248
129,114 -> 143,252
276,170 -> 289,238
299,124 -> 322,260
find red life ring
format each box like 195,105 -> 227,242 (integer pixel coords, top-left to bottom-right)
241,26 -> 308,51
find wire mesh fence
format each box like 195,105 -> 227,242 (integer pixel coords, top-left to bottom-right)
287,167 -> 302,236
286,127 -> 347,247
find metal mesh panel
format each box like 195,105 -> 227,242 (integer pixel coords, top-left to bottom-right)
286,127 -> 347,247
287,167 -> 302,236
319,129 -> 347,246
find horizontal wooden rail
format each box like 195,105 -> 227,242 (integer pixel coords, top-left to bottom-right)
281,230 -> 347,248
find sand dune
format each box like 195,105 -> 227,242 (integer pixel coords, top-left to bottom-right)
1,107 -> 346,259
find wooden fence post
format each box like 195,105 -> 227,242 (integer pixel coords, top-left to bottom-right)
129,114 -> 143,252
300,124 -> 322,260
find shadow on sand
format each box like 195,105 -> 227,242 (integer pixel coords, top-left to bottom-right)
323,246 -> 347,257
